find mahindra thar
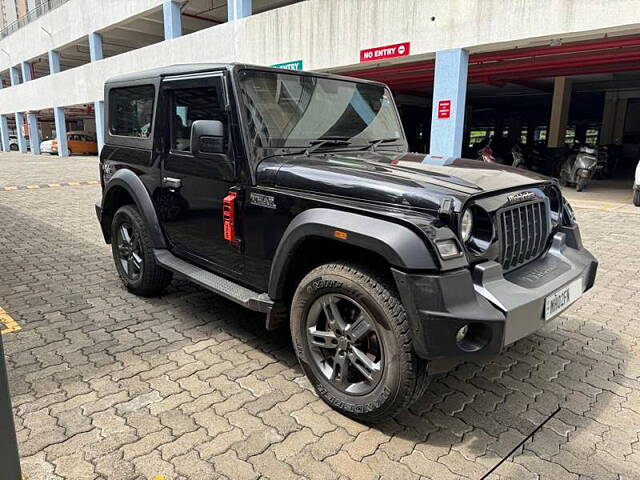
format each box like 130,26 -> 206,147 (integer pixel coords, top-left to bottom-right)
96,64 -> 597,421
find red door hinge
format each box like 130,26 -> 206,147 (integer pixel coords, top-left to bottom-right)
223,192 -> 237,243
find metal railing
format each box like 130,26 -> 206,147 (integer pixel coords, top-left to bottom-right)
1,0 -> 71,40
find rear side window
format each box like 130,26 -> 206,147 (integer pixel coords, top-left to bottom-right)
109,85 -> 155,138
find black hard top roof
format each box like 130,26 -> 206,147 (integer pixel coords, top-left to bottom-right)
105,62 -> 386,87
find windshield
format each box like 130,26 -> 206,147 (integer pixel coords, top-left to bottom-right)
238,69 -> 404,149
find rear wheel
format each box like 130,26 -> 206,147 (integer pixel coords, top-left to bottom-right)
290,262 -> 429,422
111,205 -> 172,296
633,189 -> 640,207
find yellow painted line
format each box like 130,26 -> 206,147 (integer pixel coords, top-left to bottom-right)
3,186 -> 18,191
48,183 -> 61,188
67,182 -> 80,186
26,185 -> 40,189
0,307 -> 21,335
86,180 -> 99,185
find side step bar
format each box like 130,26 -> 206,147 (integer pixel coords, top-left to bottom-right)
153,249 -> 274,314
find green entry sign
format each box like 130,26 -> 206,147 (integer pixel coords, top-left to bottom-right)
271,60 -> 303,71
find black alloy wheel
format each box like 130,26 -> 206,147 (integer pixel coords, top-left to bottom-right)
115,221 -> 143,281
306,293 -> 383,395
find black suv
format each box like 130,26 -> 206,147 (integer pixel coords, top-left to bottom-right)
96,64 -> 597,421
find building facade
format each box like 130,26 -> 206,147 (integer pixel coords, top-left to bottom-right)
1,0 -> 640,160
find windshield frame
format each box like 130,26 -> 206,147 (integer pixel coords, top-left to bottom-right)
233,66 -> 408,155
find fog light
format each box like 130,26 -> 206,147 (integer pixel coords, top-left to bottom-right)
436,239 -> 460,258
456,324 -> 469,344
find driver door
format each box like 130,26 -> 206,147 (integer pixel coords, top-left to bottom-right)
157,73 -> 244,278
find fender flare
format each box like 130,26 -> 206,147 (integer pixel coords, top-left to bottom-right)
268,208 -> 437,299
101,169 -> 167,248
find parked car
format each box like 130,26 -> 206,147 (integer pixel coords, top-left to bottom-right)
634,160 -> 640,206
40,131 -> 98,155
8,134 -> 18,151
96,64 -> 598,421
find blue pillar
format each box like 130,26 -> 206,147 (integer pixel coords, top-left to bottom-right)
21,61 -> 32,82
53,107 -> 69,157
15,112 -> 27,153
48,50 -> 61,74
429,48 -> 469,158
9,66 -> 20,86
0,115 -> 9,152
163,0 -> 182,39
27,113 -> 41,154
88,32 -> 104,62
95,100 -> 105,154
228,0 -> 252,20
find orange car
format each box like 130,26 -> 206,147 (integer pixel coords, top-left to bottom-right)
40,131 -> 98,155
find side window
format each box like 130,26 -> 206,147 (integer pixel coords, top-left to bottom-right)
109,85 -> 155,138
170,86 -> 224,152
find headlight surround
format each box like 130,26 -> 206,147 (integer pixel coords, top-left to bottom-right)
460,209 -> 473,242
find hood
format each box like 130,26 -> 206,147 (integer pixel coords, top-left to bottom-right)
259,151 -> 551,211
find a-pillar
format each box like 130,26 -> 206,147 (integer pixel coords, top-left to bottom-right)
95,100 -> 105,154
53,107 -> 69,157
429,48 -> 469,158
27,113 -> 41,154
163,0 -> 182,39
228,0 -> 252,20
15,112 -> 28,153
548,77 -> 572,148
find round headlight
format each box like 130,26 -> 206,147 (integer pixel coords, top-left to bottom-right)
461,209 -> 473,242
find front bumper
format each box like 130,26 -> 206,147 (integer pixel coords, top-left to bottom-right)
393,224 -> 597,360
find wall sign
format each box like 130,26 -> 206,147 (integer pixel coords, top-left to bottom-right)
437,100 -> 451,119
271,60 -> 304,71
360,42 -> 410,62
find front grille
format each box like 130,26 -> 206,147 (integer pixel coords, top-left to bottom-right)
499,200 -> 549,271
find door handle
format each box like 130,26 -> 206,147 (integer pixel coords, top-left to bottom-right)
162,177 -> 182,189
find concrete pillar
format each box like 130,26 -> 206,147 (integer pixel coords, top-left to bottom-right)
600,92 -> 617,145
9,66 -> 20,86
95,100 -> 105,154
429,48 -> 469,158
548,77 -> 572,148
0,115 -> 9,151
88,32 -> 104,62
613,98 -> 628,145
15,112 -> 28,153
163,0 -> 182,39
21,61 -> 33,82
53,106 -> 69,157
27,113 -> 40,154
228,0 -> 252,20
48,50 -> 61,74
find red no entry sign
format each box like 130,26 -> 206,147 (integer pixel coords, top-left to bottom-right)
360,42 -> 410,62
437,100 -> 451,119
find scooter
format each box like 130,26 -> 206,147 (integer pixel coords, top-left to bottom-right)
559,143 -> 598,192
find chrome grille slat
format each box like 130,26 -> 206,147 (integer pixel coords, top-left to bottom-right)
499,200 -> 548,272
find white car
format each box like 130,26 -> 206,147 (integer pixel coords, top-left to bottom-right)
634,159 -> 640,206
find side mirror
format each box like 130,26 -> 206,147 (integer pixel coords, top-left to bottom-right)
190,120 -> 225,156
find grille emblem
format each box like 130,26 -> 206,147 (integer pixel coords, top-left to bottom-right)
507,191 -> 536,205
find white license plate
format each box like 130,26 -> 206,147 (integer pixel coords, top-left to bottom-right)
545,279 -> 583,321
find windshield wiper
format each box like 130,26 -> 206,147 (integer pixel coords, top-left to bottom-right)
305,137 -> 351,155
365,137 -> 400,152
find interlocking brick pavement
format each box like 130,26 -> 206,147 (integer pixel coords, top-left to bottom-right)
1,152 -> 640,479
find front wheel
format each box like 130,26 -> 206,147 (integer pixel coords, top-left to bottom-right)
576,177 -> 588,192
290,262 -> 429,422
110,205 -> 172,296
633,189 -> 640,207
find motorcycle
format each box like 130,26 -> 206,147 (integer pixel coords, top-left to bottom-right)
477,138 -> 526,169
559,143 -> 598,192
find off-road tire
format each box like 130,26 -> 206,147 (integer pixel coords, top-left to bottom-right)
634,189 -> 640,207
111,205 -> 172,296
290,262 -> 429,422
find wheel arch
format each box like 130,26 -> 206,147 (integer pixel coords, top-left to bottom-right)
100,169 -> 166,248
268,208 -> 437,301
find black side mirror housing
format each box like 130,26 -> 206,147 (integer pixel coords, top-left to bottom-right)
191,120 -> 225,156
